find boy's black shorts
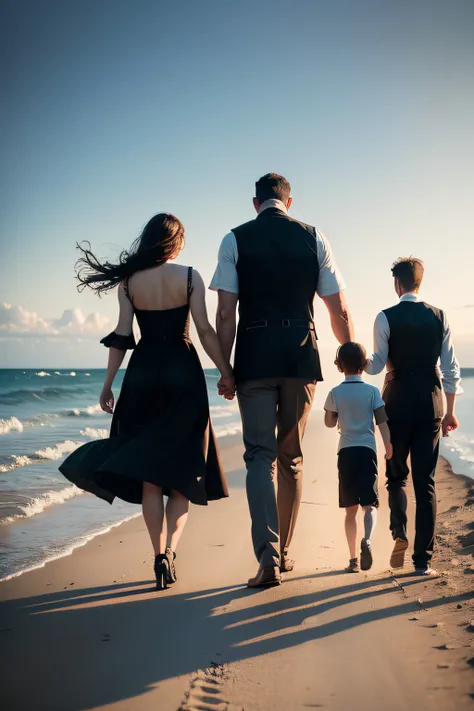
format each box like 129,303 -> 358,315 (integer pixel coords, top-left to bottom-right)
338,446 -> 379,508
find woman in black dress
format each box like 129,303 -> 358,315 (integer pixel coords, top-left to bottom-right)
59,214 -> 234,589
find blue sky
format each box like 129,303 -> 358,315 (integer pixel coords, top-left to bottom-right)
1,0 -> 473,368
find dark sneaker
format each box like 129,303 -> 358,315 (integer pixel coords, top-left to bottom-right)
360,538 -> 373,571
414,566 -> 439,577
345,558 -> 359,573
390,538 -> 408,569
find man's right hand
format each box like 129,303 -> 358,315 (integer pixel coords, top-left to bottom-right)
442,413 -> 459,437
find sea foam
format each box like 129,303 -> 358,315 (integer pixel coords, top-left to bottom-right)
80,427 -> 108,439
35,440 -> 82,460
67,404 -> 102,417
0,440 -> 83,472
0,417 -> 24,435
2,485 -> 82,523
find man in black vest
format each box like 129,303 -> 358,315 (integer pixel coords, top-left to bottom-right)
210,173 -> 353,587
365,257 -> 461,575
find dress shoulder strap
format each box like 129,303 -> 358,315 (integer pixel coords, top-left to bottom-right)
187,266 -> 193,302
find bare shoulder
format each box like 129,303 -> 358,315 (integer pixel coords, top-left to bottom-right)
163,262 -> 188,276
190,268 -> 205,290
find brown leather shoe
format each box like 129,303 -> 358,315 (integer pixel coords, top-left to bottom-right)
247,565 -> 282,588
390,538 -> 409,569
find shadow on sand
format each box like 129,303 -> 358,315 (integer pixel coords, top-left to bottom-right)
1,569 -> 471,710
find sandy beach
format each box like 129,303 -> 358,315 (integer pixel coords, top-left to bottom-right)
1,419 -> 473,711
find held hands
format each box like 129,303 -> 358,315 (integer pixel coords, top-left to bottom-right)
100,386 -> 114,414
218,374 -> 236,401
442,413 -> 459,437
385,442 -> 393,460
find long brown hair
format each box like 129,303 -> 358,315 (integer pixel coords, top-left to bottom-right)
76,213 -> 185,294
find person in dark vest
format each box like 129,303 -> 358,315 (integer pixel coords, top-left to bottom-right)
210,173 -> 353,587
365,257 -> 462,575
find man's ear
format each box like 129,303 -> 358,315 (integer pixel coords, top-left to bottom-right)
253,197 -> 260,213
286,197 -> 293,211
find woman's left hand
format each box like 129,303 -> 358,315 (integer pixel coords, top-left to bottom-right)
218,376 -> 236,401
100,387 -> 114,414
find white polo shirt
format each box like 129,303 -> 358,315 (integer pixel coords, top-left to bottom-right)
324,375 -> 385,453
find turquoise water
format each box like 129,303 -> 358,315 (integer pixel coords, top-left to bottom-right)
0,368 -> 240,580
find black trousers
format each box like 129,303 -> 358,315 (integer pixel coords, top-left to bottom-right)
386,418 -> 441,568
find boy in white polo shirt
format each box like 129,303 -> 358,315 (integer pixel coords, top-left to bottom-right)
324,342 -> 393,572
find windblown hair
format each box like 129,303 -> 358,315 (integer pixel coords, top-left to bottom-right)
255,173 -> 291,204
76,213 -> 185,295
391,256 -> 424,292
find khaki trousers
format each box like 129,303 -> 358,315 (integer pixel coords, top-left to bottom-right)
237,378 -> 316,568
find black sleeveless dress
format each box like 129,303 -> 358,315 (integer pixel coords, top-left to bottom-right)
59,268 -> 228,506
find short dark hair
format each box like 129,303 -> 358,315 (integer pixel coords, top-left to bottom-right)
336,342 -> 367,373
391,257 -> 424,291
255,173 -> 291,204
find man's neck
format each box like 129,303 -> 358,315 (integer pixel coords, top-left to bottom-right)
258,199 -> 288,214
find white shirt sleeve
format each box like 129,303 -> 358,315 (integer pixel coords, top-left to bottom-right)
324,389 -> 338,412
209,232 -> 239,294
439,311 -> 463,395
315,230 -> 346,297
365,311 -> 390,375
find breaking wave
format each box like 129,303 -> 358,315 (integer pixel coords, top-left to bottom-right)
1,485 -> 83,523
0,440 -> 83,472
0,417 -> 24,435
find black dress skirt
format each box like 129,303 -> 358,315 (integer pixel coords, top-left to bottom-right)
59,269 -> 228,506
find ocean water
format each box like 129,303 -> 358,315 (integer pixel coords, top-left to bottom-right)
0,368 -> 472,581
440,368 -> 474,481
0,369 -> 241,580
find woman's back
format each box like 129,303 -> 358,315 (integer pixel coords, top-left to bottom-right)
127,263 -> 191,312
126,263 -> 193,343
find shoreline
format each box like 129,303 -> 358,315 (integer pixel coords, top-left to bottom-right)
0,431 -> 244,583
1,423 -> 473,710
0,447 -> 469,584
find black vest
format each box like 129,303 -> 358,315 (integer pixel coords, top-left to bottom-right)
233,208 -> 323,384
382,300 -> 444,420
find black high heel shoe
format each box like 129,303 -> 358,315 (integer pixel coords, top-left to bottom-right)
154,554 -> 169,590
165,548 -> 177,584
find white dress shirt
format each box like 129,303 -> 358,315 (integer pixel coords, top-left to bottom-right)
365,293 -> 462,395
209,199 -> 346,297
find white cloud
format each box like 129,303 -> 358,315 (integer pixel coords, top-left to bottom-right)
0,303 -> 111,339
